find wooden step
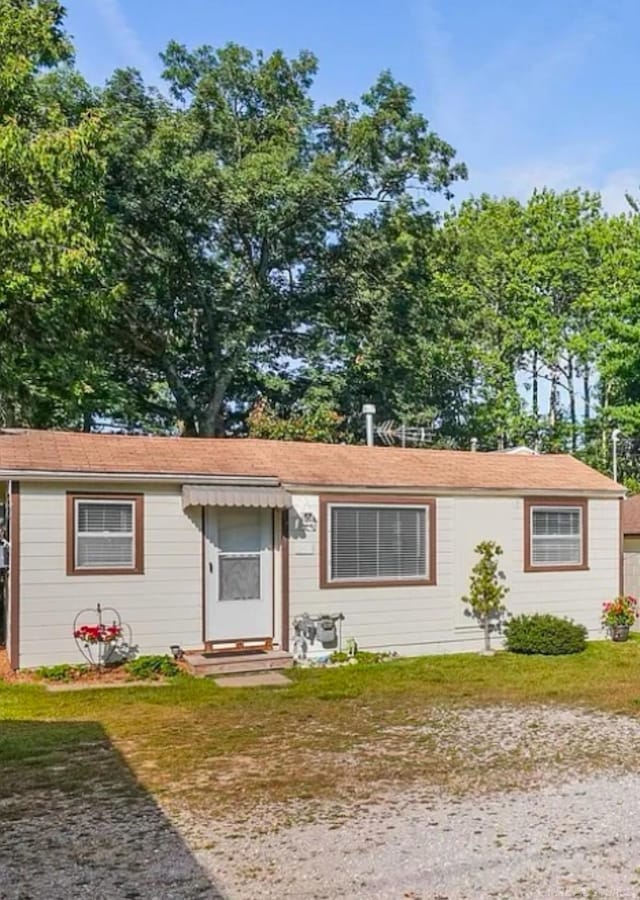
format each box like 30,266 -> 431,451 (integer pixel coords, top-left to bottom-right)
184,649 -> 293,677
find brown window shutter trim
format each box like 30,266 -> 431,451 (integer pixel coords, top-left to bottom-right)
319,494 -> 437,589
8,481 -> 20,670
523,496 -> 589,573
66,492 -> 145,576
281,508 -> 290,650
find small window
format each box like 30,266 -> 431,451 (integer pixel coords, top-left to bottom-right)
321,497 -> 435,588
525,499 -> 587,571
67,494 -> 144,575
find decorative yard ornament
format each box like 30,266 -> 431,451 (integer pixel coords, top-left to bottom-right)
461,541 -> 510,654
73,603 -> 131,669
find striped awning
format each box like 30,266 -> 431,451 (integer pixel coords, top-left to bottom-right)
182,484 -> 292,510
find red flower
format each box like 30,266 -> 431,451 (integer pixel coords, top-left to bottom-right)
73,623 -> 123,644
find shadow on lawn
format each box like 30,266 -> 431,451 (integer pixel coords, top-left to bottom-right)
0,720 -> 225,900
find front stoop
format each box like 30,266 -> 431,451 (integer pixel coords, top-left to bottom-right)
183,649 -> 293,677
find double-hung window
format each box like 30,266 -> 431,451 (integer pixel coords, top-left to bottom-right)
67,494 -> 144,575
321,497 -> 435,587
525,499 -> 587,571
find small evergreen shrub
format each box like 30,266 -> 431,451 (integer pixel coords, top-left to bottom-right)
124,655 -> 180,679
504,614 -> 587,655
461,540 -> 509,652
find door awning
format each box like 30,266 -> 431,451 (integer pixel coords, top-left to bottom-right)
182,484 -> 292,510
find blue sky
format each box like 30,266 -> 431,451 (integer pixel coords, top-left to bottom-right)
64,0 -> 640,213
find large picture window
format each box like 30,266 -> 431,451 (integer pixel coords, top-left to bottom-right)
320,496 -> 436,588
67,493 -> 144,575
524,498 -> 588,572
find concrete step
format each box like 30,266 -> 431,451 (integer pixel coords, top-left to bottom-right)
184,650 -> 293,677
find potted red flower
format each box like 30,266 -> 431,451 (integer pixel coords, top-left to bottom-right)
601,595 -> 638,642
73,623 -> 123,644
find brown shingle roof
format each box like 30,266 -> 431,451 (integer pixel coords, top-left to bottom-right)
623,495 -> 640,533
0,429 -> 622,493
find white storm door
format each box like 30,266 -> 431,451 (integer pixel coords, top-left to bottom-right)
206,507 -> 273,641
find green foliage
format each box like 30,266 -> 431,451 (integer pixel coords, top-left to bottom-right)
124,655 -> 180,680
247,397 -> 345,442
0,0 -> 121,429
99,44 -> 465,435
462,541 -> 510,651
35,663 -> 87,682
329,650 -> 393,665
3,6 -> 640,449
504,614 -> 587,656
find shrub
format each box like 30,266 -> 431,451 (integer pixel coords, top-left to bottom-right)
35,663 -> 86,682
329,649 -> 394,665
461,540 -> 509,652
504,614 -> 587,655
124,655 -> 180,679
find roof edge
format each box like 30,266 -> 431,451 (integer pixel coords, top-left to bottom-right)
0,469 -> 625,498
0,470 -> 281,486
283,483 -> 625,498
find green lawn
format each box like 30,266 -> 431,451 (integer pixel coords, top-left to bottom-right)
3,641 -> 640,818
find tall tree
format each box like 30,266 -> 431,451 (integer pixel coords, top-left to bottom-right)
298,201 -> 474,442
433,190 -> 611,451
100,45 -> 466,435
0,1 -> 112,428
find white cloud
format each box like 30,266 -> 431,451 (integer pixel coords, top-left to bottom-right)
412,0 -> 619,209
598,169 -> 640,215
414,0 -> 603,152
470,142 -> 607,199
90,0 -> 157,75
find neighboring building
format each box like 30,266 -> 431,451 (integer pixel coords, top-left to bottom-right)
0,429 -> 624,669
622,495 -> 640,599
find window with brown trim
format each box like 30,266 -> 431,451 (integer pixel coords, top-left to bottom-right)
66,493 -> 144,576
319,495 -> 436,588
524,497 -> 588,572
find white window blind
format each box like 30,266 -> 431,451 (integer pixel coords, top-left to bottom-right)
329,505 -> 427,582
531,506 -> 582,566
76,500 -> 135,569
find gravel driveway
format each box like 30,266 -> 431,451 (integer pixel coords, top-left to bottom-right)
192,774 -> 640,899
3,704 -> 640,899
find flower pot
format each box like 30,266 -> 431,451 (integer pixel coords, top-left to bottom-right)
611,624 -> 630,642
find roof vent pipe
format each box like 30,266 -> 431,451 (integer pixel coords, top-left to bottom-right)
470,437 -> 478,452
362,404 -> 376,447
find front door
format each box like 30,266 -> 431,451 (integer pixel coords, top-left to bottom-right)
205,507 -> 273,641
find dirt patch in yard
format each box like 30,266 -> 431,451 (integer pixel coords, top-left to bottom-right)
168,705 -> 640,899
159,703 -> 640,824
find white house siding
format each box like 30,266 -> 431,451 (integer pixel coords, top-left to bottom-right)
288,494 -> 620,656
18,481 -> 203,668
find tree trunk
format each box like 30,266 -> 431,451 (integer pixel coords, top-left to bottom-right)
549,362 -> 560,432
532,350 -> 539,420
483,617 -> 491,652
196,369 -> 235,436
567,356 -> 577,452
600,379 -> 610,459
583,366 -> 590,422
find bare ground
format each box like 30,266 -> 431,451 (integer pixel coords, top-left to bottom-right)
5,703 -> 640,899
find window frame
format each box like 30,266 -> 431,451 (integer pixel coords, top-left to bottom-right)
524,497 -> 588,573
66,492 -> 145,576
319,494 -> 436,589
